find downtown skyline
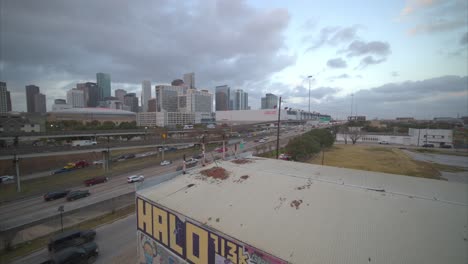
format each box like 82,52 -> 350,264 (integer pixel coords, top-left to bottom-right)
0,0 -> 466,119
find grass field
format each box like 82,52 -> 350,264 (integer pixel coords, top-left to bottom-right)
0,205 -> 135,263
309,145 -> 441,179
0,147 -> 203,202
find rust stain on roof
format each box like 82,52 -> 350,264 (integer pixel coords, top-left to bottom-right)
200,167 -> 229,180
290,200 -> 303,210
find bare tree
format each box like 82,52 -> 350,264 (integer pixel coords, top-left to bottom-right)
349,130 -> 361,144
339,126 -> 349,144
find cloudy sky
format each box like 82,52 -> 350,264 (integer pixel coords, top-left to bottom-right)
1,0 -> 467,119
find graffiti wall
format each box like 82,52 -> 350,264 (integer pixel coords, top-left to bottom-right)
137,197 -> 288,264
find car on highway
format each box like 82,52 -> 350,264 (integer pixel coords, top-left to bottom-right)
192,153 -> 204,159
51,167 -> 73,175
279,153 -> 292,161
214,147 -> 228,153
440,144 -> 452,149
259,139 -> 266,143
422,144 -> 435,148
93,160 -> 104,165
0,175 -> 14,184
63,162 -> 76,169
160,160 -> 172,166
44,190 -> 70,201
127,175 -> 144,183
378,140 -> 390,145
74,160 -> 90,168
42,242 -> 99,264
84,176 -> 108,186
66,190 -> 90,201
47,229 -> 96,252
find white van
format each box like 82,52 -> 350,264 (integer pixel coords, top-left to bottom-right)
183,125 -> 194,130
72,140 -> 97,147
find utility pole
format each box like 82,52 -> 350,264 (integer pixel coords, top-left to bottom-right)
13,154 -> 21,192
276,97 -> 282,159
308,76 -> 313,113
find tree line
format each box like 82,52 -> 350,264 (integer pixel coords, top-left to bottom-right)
284,128 -> 335,161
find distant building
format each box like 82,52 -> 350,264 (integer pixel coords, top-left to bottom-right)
34,93 -> 46,113
25,85 -> 40,113
215,85 -> 230,111
0,112 -> 45,133
185,89 -> 213,113
136,112 -> 158,127
141,80 -> 152,112
155,85 -> 180,112
124,93 -> 139,113
67,89 -> 85,108
77,82 -> 99,107
171,79 -> 184,86
150,112 -> 214,127
115,89 -> 127,102
96,72 -> 111,101
396,117 -> 415,122
261,93 -> 278,109
216,109 -> 329,124
233,89 -> 248,110
348,115 -> 366,121
48,108 -> 135,124
52,99 -> 72,111
183,72 -> 195,89
433,117 -> 463,124
147,98 -> 156,112
0,82 -> 12,113
98,99 -> 125,110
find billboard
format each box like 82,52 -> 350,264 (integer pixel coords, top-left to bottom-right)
137,197 -> 288,264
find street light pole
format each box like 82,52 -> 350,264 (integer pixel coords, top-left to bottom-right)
276,97 -> 282,159
307,75 -> 313,113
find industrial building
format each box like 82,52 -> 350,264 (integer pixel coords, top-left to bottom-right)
48,108 -> 135,124
336,128 -> 453,147
216,109 -> 331,124
136,157 -> 467,264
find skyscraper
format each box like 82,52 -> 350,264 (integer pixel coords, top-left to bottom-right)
124,93 -> 139,113
215,85 -> 230,111
233,89 -> 248,110
96,72 -> 111,101
155,85 -> 179,112
77,82 -> 99,107
141,80 -> 152,112
34,93 -> 46,113
185,89 -> 213,113
26,85 -> 40,113
147,98 -> 157,112
261,93 -> 278,109
243,92 -> 248,110
67,89 -> 85,108
0,82 -> 12,113
115,89 -> 127,102
183,72 -> 195,89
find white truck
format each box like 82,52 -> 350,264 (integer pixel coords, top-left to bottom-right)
71,140 -> 97,147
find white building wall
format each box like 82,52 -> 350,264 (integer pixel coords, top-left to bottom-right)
136,112 -> 157,127
66,89 -> 84,108
52,103 -> 72,111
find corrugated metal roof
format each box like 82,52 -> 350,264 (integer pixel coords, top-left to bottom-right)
138,158 -> 468,264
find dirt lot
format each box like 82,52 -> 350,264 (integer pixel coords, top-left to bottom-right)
309,144 -> 441,179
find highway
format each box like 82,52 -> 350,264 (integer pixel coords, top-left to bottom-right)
0,131 -> 297,232
11,214 -> 137,264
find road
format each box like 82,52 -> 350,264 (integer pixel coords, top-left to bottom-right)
11,214 -> 137,264
0,130 -> 300,232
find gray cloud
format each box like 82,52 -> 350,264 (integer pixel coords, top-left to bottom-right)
328,74 -> 350,81
0,0 -> 294,111
345,40 -> 391,57
305,25 -> 361,51
461,32 -> 468,45
291,85 -> 340,100
403,0 -> 468,35
288,75 -> 468,119
326,58 -> 347,68
357,56 -> 386,69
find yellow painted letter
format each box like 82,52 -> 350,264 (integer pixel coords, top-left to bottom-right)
152,206 -> 168,246
137,199 -> 152,234
226,241 -> 238,264
186,222 -> 208,264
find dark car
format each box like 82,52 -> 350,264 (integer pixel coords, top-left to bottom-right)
44,190 -> 70,201
43,242 -> 99,264
192,153 -> 204,159
84,177 -> 108,187
440,144 -> 452,149
422,144 -> 435,148
51,168 -> 73,175
48,230 -> 96,253
66,190 -> 90,201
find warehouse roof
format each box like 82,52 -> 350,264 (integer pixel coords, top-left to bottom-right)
138,158 -> 468,264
